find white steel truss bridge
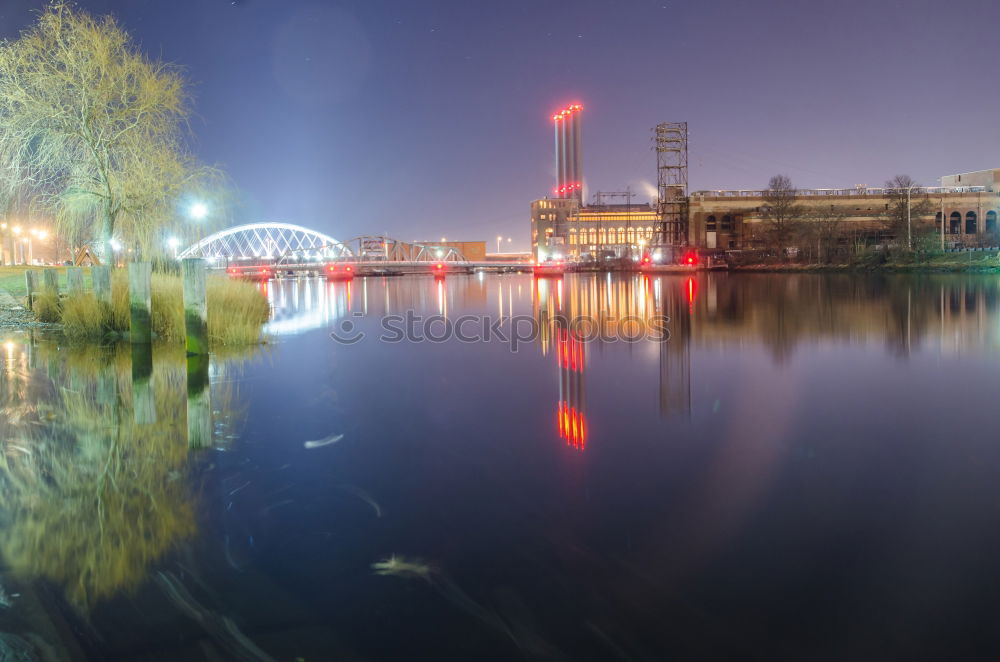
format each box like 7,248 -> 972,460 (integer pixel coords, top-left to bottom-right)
177,224 -> 470,264
176,223 -> 352,261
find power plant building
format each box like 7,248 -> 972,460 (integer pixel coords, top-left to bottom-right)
532,103 -> 662,260
532,99 -> 1000,255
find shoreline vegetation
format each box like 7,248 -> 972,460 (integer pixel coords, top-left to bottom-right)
725,249 -> 1000,273
0,266 -> 270,346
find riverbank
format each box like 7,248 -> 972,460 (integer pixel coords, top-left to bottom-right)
0,280 -> 59,330
0,265 -> 270,343
729,251 -> 1000,273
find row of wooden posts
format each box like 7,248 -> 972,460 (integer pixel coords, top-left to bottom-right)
24,258 -> 210,355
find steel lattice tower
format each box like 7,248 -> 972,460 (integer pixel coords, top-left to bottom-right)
653,122 -> 688,246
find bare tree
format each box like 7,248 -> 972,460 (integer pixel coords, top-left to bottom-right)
881,175 -> 933,250
0,2 -> 215,260
801,205 -> 849,263
761,174 -> 803,255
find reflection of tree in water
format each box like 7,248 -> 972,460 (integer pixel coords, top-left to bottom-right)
0,344 -> 245,613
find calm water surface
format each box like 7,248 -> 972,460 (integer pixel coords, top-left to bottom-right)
3,273 -> 1000,660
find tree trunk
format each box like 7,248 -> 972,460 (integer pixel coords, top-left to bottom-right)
99,207 -> 115,264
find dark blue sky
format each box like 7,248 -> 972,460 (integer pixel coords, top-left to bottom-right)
2,0 -> 997,248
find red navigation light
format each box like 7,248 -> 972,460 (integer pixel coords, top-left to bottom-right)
435,263 -> 444,270
327,264 -> 335,271
345,266 -> 352,272
683,251 -> 699,266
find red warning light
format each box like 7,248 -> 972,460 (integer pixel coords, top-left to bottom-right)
683,251 -> 699,266
345,266 -> 352,272
435,263 -> 444,270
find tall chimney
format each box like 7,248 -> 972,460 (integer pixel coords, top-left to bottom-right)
552,104 -> 583,200
553,111 -> 566,197
571,105 -> 582,203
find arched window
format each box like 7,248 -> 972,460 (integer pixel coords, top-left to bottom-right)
721,215 -> 732,231
706,215 -> 717,231
617,227 -> 626,243
987,211 -> 997,235
966,211 -> 977,235
627,227 -> 635,243
935,211 -> 942,230
950,212 -> 961,234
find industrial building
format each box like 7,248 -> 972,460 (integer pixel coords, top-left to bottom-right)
531,104 -> 673,261
688,174 -> 1000,249
531,101 -> 1000,256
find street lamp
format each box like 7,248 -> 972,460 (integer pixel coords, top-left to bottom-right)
496,235 -> 503,253
189,202 -> 208,221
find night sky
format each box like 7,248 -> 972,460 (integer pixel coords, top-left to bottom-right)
1,0 -> 997,248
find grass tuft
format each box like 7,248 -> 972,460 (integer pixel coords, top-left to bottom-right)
54,269 -> 270,347
207,276 -> 271,346
61,293 -> 107,339
32,291 -> 62,323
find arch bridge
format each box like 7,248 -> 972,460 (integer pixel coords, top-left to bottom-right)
176,223 -> 525,276
177,224 -> 469,263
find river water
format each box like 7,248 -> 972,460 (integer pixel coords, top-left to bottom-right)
3,272 -> 1000,660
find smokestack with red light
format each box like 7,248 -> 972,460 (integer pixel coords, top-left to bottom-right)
553,111 -> 565,198
571,104 -> 582,203
551,104 -> 583,202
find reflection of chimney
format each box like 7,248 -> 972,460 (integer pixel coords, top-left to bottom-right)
557,327 -> 587,449
551,104 -> 583,202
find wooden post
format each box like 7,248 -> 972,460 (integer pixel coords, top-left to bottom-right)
182,258 -> 209,355
128,262 -> 152,344
66,266 -> 84,296
42,269 -> 59,297
91,265 -> 112,305
24,270 -> 36,310
186,354 -> 212,448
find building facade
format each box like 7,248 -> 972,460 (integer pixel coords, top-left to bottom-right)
530,198 -> 661,260
688,186 -> 1000,250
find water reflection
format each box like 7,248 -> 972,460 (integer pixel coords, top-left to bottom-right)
3,273 -> 999,658
0,341 -> 249,614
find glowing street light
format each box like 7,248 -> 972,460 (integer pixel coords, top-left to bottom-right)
167,236 -> 181,258
496,235 -> 503,253
189,202 -> 208,221
110,238 -> 122,252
